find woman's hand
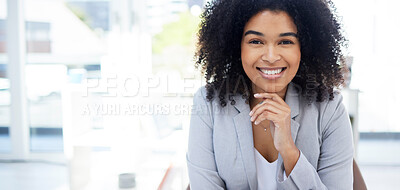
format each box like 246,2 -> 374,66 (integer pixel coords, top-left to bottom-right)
249,93 -> 296,155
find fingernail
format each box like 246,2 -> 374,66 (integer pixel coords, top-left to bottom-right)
250,116 -> 254,121
254,120 -> 259,125
249,111 -> 253,116
254,94 -> 260,97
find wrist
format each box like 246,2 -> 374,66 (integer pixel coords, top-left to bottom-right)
279,143 -> 300,177
279,143 -> 299,158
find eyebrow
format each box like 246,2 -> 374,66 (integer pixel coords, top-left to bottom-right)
280,32 -> 298,38
244,30 -> 264,36
244,30 -> 298,38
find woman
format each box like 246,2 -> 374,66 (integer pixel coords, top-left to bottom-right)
187,0 -> 354,189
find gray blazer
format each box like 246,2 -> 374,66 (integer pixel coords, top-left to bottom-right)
186,82 -> 354,189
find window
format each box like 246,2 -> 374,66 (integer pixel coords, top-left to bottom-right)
0,0 -> 11,153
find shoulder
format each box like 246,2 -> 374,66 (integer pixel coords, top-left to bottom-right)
193,86 -> 208,103
192,85 -> 228,109
192,86 -> 238,123
313,90 -> 349,134
193,86 -> 214,112
298,86 -> 343,113
192,86 -> 216,125
318,90 -> 344,118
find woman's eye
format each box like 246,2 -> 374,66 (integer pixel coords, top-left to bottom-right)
279,40 -> 294,45
249,40 -> 263,45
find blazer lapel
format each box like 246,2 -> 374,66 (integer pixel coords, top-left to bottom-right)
285,82 -> 300,142
233,103 -> 257,190
232,82 -> 301,189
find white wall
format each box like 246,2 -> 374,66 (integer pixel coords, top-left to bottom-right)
334,0 -> 400,132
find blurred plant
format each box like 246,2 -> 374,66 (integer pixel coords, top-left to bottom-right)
151,11 -> 201,76
152,12 -> 200,54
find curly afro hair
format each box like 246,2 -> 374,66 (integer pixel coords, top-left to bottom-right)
195,0 -> 348,107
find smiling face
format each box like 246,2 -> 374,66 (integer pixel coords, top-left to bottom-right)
241,10 -> 301,99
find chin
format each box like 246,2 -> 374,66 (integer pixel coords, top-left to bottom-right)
261,82 -> 286,91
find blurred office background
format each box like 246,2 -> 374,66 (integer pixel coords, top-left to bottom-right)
0,0 -> 399,189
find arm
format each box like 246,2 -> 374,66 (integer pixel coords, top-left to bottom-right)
186,87 -> 226,189
277,93 -> 354,189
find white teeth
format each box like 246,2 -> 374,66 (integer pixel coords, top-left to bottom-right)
261,68 -> 283,75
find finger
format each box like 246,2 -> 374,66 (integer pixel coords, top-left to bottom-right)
254,111 -> 280,127
250,98 -> 288,117
254,93 -> 286,105
250,102 -> 285,123
249,98 -> 271,116
250,99 -> 285,121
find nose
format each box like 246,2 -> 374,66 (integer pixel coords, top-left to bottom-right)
261,46 -> 281,63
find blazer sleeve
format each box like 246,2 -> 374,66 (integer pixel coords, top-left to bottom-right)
277,93 -> 354,190
186,87 -> 226,189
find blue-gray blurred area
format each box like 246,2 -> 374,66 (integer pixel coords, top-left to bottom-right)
187,0 -> 204,7
65,0 -> 110,31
